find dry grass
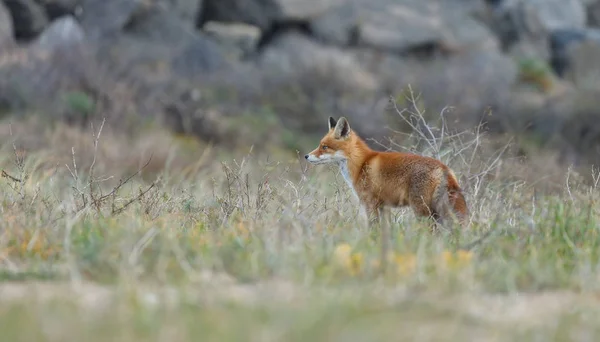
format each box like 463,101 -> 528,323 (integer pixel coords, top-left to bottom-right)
0,99 -> 599,341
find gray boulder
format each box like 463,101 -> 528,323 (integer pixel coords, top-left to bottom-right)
0,3 -> 85,113
0,1 -> 14,47
33,16 -> 85,50
119,7 -> 228,76
2,0 -> 49,40
156,0 -> 203,28
256,33 -> 378,94
197,0 -> 280,30
586,0 -> 600,27
311,0 -> 497,54
0,15 -> 88,109
0,3 -> 230,122
548,28 -> 600,89
36,0 -> 82,20
251,33 -> 383,138
348,43 -> 517,130
200,0 -> 499,54
419,49 -> 517,118
85,5 -> 229,123
202,21 -> 261,60
486,0 -> 586,50
549,28 -> 600,77
527,0 -> 586,32
551,88 -> 600,165
197,0 -> 343,30
0,42 -> 93,114
78,0 -> 227,78
566,41 -> 600,90
78,0 -> 146,38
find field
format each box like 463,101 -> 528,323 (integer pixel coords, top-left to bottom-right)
1,114 -> 600,342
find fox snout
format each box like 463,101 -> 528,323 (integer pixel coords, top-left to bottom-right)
305,152 -> 322,164
305,149 -> 329,164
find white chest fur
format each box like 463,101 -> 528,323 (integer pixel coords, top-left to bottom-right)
338,160 -> 358,199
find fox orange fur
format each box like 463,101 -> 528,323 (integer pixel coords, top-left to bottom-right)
305,116 -> 468,229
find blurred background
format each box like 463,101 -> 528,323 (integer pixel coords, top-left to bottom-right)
1,0 -> 600,177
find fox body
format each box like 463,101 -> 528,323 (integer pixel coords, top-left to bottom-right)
305,117 -> 468,228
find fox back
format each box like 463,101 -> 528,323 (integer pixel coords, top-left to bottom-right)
305,116 -> 468,228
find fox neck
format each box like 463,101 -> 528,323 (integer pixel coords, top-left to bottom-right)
336,135 -> 372,195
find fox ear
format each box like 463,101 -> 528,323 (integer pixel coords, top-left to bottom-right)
328,117 -> 337,130
333,117 -> 350,139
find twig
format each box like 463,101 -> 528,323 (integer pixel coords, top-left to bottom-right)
1,170 -> 21,183
112,182 -> 156,215
88,118 -> 106,212
94,154 -> 154,205
566,165 -> 574,204
459,228 -> 495,251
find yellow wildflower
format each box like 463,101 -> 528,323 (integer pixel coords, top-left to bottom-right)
333,243 -> 352,267
441,249 -> 473,269
394,253 -> 417,276
457,250 -> 473,263
333,243 -> 363,275
349,252 -> 364,275
237,221 -> 250,239
370,252 -> 416,276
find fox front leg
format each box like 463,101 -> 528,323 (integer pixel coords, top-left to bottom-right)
363,202 -> 382,228
363,202 -> 391,274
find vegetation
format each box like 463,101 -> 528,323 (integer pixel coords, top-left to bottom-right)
517,58 -> 555,93
0,96 -> 599,341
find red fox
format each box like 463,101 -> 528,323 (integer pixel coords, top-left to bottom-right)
305,116 -> 469,229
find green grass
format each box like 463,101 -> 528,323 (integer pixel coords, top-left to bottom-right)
0,120 -> 600,341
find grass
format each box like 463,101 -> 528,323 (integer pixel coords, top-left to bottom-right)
0,107 -> 600,341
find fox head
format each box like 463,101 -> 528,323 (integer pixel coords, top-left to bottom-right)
305,116 -> 353,165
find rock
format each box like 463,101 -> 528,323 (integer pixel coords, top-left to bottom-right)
499,0 -> 586,32
549,29 -> 587,76
442,14 -> 499,51
202,21 -> 261,59
190,0 -> 499,57
197,0 -> 343,30
36,0 -> 81,20
82,5 -> 228,121
275,0 -> 346,18
0,42 -> 94,115
171,36 -> 228,77
562,34 -> 600,90
486,0 -> 586,51
163,89 -> 234,144
0,1 -> 14,48
0,4 -> 183,122
122,7 -> 228,75
310,0 -> 498,54
351,45 -> 517,129
505,37 -> 550,60
549,28 -> 600,77
556,89 -> 600,162
586,0 -> 600,27
414,49 -> 517,123
2,0 -> 49,40
78,0 -> 146,38
79,2 -> 227,93
257,33 -> 379,94
33,16 -> 84,50
197,0 -> 279,30
524,0 -> 586,32
353,1 -> 443,52
250,33 -> 384,138
156,0 -> 203,28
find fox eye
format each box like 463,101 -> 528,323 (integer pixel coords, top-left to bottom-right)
322,145 -> 328,150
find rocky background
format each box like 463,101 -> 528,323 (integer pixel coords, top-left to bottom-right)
1,0 -> 600,166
